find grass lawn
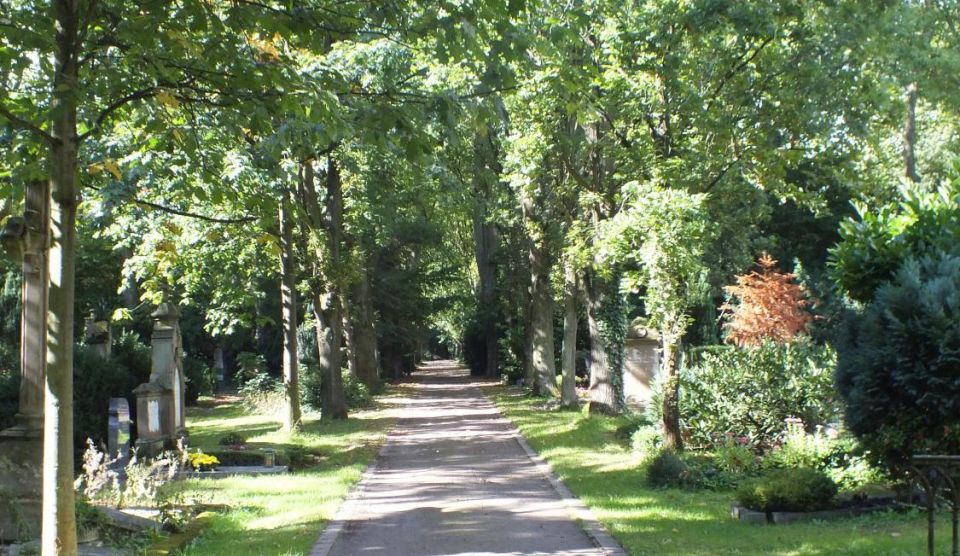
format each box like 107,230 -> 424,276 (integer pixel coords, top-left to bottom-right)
488,385 -> 949,556
169,389 -> 400,556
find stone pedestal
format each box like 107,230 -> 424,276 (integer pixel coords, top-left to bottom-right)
132,301 -> 188,456
84,313 -> 112,359
133,383 -> 172,457
623,323 -> 660,411
0,181 -> 48,541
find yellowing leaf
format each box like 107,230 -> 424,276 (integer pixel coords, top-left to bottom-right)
103,159 -> 122,180
87,163 -> 104,176
157,89 -> 181,109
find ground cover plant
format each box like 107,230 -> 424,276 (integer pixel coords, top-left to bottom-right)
489,386 -> 947,556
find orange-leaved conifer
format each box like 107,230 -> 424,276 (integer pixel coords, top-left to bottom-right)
722,254 -> 812,346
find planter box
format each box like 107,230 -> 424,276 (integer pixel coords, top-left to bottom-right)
731,501 -> 905,525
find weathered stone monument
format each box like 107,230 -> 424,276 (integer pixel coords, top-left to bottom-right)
623,319 -> 660,411
84,312 -> 112,359
0,181 -> 48,541
134,301 -> 188,456
108,397 -> 131,466
213,347 -> 225,387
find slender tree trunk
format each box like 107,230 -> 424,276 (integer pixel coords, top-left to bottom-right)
903,82 -> 920,184
352,269 -> 380,390
279,188 -> 301,432
320,156 -> 348,419
44,1 -> 79,552
660,334 -> 683,451
560,260 -> 578,408
583,271 -> 619,415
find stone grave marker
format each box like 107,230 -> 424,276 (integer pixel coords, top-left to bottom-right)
623,321 -> 660,411
108,397 -> 131,465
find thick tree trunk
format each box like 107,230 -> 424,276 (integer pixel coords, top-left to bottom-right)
279,188 -> 301,431
44,1 -> 79,552
903,82 -> 920,184
660,336 -> 683,451
583,271 -> 619,415
342,295 -> 358,380
560,261 -> 579,408
320,156 -> 348,419
351,270 -> 380,390
472,128 -> 500,377
528,233 -> 557,397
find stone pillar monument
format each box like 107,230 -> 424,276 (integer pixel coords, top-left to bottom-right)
134,300 -> 188,456
0,181 -> 49,541
622,319 -> 660,411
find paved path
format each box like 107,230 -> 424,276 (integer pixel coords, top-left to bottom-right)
311,361 -> 625,556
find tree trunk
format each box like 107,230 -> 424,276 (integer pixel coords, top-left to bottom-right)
472,128 -> 500,377
279,187 -> 301,432
528,232 -> 557,397
583,271 -> 619,415
660,335 -> 683,451
342,294 -> 358,380
560,260 -> 578,408
320,155 -> 348,419
351,269 -> 380,390
903,82 -> 920,184
44,1 -> 79,552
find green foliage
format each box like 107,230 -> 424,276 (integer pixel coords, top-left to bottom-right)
630,425 -> 662,459
830,175 -> 960,302
714,437 -> 757,475
736,468 -> 838,513
235,353 -> 268,385
665,341 -> 837,448
0,368 -> 18,431
73,341 -> 148,452
763,423 -> 881,492
835,253 -> 960,473
299,364 -> 372,412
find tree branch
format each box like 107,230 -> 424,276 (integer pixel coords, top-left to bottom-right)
0,98 -> 56,144
711,35 -> 775,99
131,198 -> 258,224
78,85 -> 157,142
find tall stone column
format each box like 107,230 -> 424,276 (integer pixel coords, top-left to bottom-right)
0,181 -> 49,541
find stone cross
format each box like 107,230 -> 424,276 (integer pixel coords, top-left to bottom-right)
0,181 -> 48,541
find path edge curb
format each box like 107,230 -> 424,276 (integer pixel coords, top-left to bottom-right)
308,429 -> 392,556
491,392 -> 630,556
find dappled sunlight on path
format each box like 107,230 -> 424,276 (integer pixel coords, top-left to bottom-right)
311,360 -> 622,556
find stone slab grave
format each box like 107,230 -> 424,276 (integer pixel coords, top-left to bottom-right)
623,319 -> 660,411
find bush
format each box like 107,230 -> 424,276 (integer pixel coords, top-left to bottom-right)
659,340 -> 837,449
73,343 -> 135,451
0,368 -> 18,431
300,364 -> 373,412
714,436 -> 756,475
218,432 -> 246,447
835,254 -> 960,473
644,449 -> 689,489
736,468 -> 837,512
183,354 -> 214,404
237,371 -> 285,416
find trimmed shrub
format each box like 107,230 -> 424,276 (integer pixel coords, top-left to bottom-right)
835,253 -> 960,473
644,448 -> 689,489
736,468 -> 838,512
